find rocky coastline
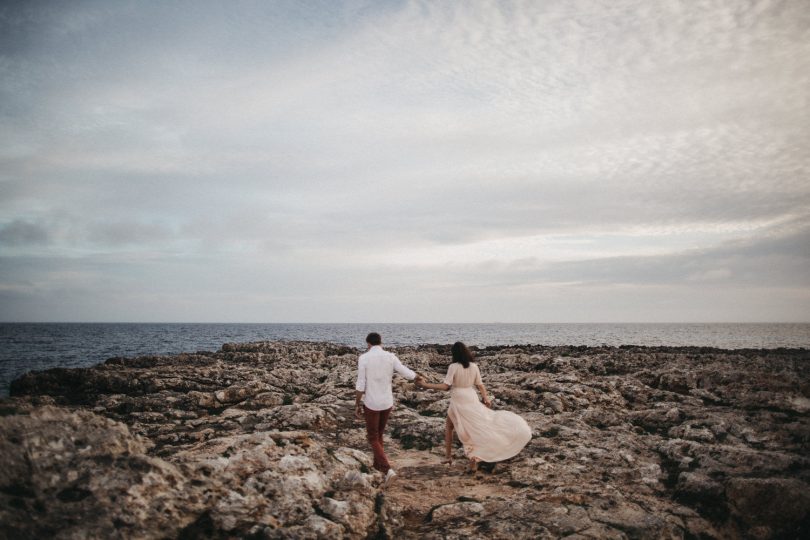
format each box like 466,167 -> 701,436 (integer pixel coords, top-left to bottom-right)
1,341 -> 809,539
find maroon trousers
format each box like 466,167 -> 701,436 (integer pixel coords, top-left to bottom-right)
363,405 -> 392,473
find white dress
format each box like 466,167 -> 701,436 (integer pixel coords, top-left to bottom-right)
444,362 -> 532,462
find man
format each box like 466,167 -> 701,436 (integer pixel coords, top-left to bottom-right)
355,332 -> 421,487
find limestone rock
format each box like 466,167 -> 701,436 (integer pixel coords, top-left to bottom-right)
0,406 -> 379,539
725,477 -> 810,536
0,407 -> 201,539
4,341 -> 809,539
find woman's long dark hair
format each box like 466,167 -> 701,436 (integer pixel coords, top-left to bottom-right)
451,341 -> 473,369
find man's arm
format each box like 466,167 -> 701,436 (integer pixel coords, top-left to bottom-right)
392,355 -> 417,380
355,356 -> 366,418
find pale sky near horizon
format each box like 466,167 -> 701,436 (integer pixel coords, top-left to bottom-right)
1,0 -> 809,323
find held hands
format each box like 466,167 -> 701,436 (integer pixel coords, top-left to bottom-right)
414,374 -> 426,389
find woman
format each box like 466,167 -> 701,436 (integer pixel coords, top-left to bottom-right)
417,342 -> 532,471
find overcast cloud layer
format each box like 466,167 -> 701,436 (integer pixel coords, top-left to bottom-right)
1,0 -> 809,322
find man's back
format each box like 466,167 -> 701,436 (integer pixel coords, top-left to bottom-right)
356,345 -> 415,411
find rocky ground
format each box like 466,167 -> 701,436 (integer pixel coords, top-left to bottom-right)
1,341 -> 809,539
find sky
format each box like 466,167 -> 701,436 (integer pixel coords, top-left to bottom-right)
1,0 -> 809,323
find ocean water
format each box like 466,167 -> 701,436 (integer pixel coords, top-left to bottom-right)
1,322 -> 808,397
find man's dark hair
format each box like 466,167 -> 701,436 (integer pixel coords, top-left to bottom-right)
366,332 -> 382,346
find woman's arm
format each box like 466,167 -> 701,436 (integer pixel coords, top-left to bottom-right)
473,364 -> 491,407
420,381 -> 450,391
416,364 -> 453,391
476,383 -> 492,407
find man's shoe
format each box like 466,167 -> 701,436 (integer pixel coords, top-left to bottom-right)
383,468 -> 397,488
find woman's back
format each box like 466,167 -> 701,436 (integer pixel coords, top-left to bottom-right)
445,362 -> 482,389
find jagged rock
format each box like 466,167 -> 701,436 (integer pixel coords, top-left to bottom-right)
725,477 -> 810,536
390,409 -> 445,450
0,407 -> 202,539
0,406 -> 380,539
239,391 -> 285,410
541,391 -> 565,413
3,341 -> 809,539
675,471 -> 724,500
588,500 -> 671,538
187,390 -> 217,408
429,501 -> 485,522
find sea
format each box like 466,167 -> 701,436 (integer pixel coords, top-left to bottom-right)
1,322 -> 808,398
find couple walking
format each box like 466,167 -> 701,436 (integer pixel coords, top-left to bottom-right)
354,332 -> 532,486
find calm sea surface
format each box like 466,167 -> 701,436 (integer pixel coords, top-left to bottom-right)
1,322 -> 808,397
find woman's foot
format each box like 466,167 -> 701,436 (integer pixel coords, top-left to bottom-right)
468,457 -> 480,473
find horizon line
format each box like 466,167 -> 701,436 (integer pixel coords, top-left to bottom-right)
1,321 -> 808,325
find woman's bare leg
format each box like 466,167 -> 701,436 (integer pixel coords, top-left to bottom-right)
444,417 -> 454,464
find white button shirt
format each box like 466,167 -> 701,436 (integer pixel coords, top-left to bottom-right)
355,345 -> 416,411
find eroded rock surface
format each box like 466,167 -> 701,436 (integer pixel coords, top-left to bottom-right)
2,341 -> 809,539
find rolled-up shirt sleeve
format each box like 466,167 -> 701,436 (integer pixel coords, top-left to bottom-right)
355,356 -> 367,392
393,355 -> 416,380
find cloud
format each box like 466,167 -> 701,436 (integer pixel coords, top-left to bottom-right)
429,216 -> 810,289
0,219 -> 49,246
0,0 -> 809,321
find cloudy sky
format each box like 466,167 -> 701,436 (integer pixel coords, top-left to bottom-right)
1,0 -> 808,323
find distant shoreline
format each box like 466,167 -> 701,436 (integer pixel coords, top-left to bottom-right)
3,321 -> 808,325
3,323 -> 809,399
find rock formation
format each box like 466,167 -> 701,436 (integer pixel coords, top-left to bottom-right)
2,341 -> 808,538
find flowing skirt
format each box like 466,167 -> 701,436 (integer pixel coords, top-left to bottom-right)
447,387 -> 532,462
